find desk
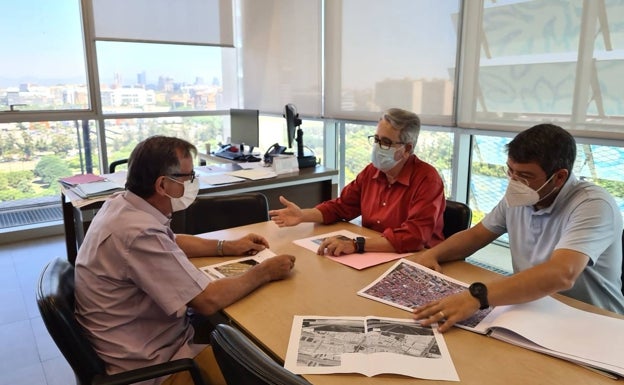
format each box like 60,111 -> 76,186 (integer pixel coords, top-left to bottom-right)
62,165 -> 338,264
193,221 -> 624,385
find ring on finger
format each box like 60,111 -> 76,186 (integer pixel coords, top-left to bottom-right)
439,311 -> 446,319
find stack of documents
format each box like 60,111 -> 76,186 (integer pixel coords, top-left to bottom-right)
197,163 -> 277,186
59,173 -> 124,199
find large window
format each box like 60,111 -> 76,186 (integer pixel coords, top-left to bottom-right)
3,0 -> 624,238
96,42 -> 236,113
0,0 -> 239,232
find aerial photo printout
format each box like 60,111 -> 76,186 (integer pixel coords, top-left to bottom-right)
358,259 -> 493,329
284,315 -> 459,381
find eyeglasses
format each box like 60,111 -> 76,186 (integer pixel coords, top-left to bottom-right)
368,135 -> 405,150
168,171 -> 196,183
506,168 -> 530,186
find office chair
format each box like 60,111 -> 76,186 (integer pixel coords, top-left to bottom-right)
183,192 -> 270,235
108,158 -> 129,173
210,324 -> 312,385
442,199 -> 472,238
36,257 -> 206,385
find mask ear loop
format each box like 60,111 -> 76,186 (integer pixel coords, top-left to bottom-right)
163,177 -> 186,199
535,173 -> 559,204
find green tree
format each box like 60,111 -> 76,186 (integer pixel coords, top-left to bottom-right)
49,134 -> 74,156
34,156 -> 71,189
18,131 -> 35,160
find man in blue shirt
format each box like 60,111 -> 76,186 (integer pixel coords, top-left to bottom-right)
413,123 -> 624,332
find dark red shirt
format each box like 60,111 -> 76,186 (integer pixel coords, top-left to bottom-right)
316,155 -> 445,252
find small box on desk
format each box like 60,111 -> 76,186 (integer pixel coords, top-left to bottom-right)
270,154 -> 299,174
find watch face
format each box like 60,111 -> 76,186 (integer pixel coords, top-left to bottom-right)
470,283 -> 485,296
469,282 -> 489,309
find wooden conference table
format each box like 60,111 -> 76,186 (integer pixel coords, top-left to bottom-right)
193,221 -> 624,385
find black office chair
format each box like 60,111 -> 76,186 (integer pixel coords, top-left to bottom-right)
210,324 -> 312,385
183,192 -> 270,235
36,257 -> 206,385
442,199 -> 472,238
109,158 -> 129,173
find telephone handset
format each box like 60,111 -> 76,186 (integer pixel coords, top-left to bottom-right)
263,143 -> 287,164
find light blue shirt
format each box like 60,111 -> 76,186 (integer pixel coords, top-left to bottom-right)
482,173 -> 624,314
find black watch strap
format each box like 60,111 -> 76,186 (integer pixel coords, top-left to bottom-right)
354,237 -> 365,253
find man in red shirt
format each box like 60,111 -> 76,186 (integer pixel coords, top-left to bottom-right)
269,108 -> 445,256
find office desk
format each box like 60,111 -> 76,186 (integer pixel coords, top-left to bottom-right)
193,221 -> 623,385
62,165 -> 338,264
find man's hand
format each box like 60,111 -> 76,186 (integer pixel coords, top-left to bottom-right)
413,291 -> 480,333
258,254 -> 296,281
225,233 -> 270,255
409,250 -> 442,272
316,236 -> 356,256
269,196 -> 304,227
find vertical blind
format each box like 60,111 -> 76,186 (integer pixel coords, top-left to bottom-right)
239,0 -> 460,122
324,0 -> 461,124
239,0 -> 322,116
458,0 -> 624,140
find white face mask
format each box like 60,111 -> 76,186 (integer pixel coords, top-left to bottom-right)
504,174 -> 556,208
371,145 -> 403,172
165,178 -> 199,212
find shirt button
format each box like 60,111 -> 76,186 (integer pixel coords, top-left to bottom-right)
382,202 -> 386,206
376,220 -> 381,224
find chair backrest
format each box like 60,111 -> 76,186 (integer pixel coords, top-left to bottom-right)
210,324 -> 312,385
36,257 -> 106,385
109,158 -> 129,173
443,200 -> 472,238
183,192 -> 270,235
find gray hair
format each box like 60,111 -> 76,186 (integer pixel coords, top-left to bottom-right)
382,108 -> 421,147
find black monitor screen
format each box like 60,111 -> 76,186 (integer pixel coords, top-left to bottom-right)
229,109 -> 259,149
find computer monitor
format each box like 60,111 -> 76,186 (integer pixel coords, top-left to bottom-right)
229,109 -> 260,152
283,103 -> 316,168
284,103 -> 302,155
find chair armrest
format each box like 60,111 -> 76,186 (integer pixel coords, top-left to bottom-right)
92,358 -> 205,385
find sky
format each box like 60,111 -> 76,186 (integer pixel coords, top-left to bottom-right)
0,0 -> 223,86
0,1 -> 86,82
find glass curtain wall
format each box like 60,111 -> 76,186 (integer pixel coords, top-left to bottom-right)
4,0 -> 624,235
0,0 -> 239,231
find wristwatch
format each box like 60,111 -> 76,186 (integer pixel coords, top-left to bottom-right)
354,237 -> 365,253
469,282 -> 489,310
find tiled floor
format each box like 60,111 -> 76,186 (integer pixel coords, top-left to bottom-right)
0,234 -> 73,385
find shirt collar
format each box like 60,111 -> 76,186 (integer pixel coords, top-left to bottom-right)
372,155 -> 417,186
123,190 -> 172,226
